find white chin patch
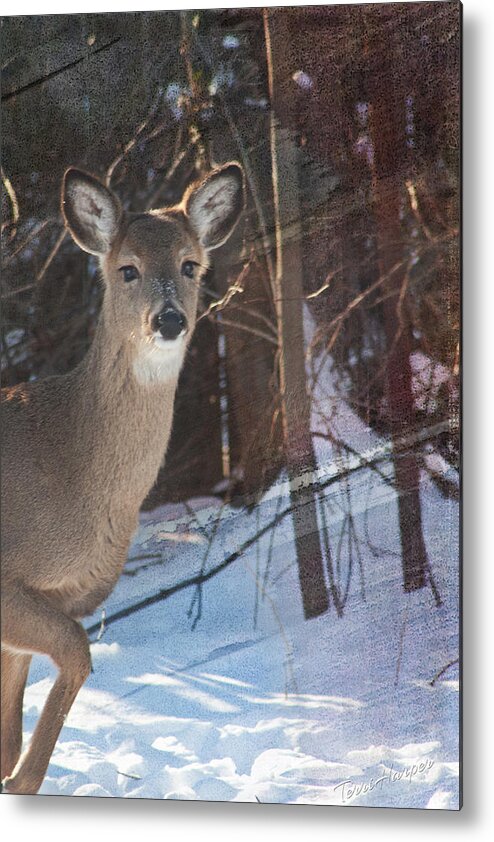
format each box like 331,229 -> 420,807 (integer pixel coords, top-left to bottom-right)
152,333 -> 186,350
133,333 -> 186,385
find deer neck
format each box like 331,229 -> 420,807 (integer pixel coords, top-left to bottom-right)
71,310 -> 181,507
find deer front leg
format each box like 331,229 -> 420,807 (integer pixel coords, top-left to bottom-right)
1,649 -> 32,780
1,583 -> 92,795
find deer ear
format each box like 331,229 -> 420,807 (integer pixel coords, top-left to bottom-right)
184,163 -> 244,250
62,169 -> 121,255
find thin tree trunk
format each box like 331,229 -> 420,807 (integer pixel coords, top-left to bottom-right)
143,11 -> 223,507
366,22 -> 428,593
264,8 -> 329,619
180,10 -> 211,176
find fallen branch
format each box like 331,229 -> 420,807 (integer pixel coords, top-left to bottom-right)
85,418 -> 455,638
85,499 -> 292,638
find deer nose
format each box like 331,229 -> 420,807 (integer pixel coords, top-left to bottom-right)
153,307 -> 187,341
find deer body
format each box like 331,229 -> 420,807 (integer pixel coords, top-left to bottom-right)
2,329 -> 176,619
1,164 -> 243,794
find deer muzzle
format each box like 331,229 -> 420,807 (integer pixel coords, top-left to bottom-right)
153,307 -> 187,341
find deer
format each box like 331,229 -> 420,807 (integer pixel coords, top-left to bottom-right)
0,162 -> 244,795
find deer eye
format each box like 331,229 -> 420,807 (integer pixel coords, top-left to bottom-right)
181,260 -> 197,279
119,265 -> 140,283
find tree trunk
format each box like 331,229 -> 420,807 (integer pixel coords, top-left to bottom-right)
366,20 -> 428,593
264,8 -> 329,619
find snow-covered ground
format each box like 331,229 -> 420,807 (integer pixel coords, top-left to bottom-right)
23,335 -> 459,808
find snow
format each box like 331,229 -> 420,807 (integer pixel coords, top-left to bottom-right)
20,310 -> 459,808
23,461 -> 459,807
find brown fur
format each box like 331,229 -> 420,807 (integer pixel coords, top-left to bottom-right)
0,164 -> 243,794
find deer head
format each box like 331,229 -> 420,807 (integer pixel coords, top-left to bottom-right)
62,163 -> 244,383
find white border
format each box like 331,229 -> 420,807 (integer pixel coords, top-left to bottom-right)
2,0 -> 493,838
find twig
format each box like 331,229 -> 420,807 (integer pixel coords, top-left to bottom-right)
116,770 -> 142,781
35,228 -> 67,284
429,658 -> 459,687
1,219 -> 56,271
223,301 -> 277,337
317,492 -> 344,617
306,268 -> 339,300
2,37 -> 122,103
191,29 -> 276,285
207,314 -> 278,346
106,90 -> 164,187
394,598 -> 410,686
144,133 -> 195,211
186,499 -> 228,629
96,608 -> 106,642
85,497 -> 297,638
198,254 -> 252,320
1,168 -> 19,237
405,179 -> 433,241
